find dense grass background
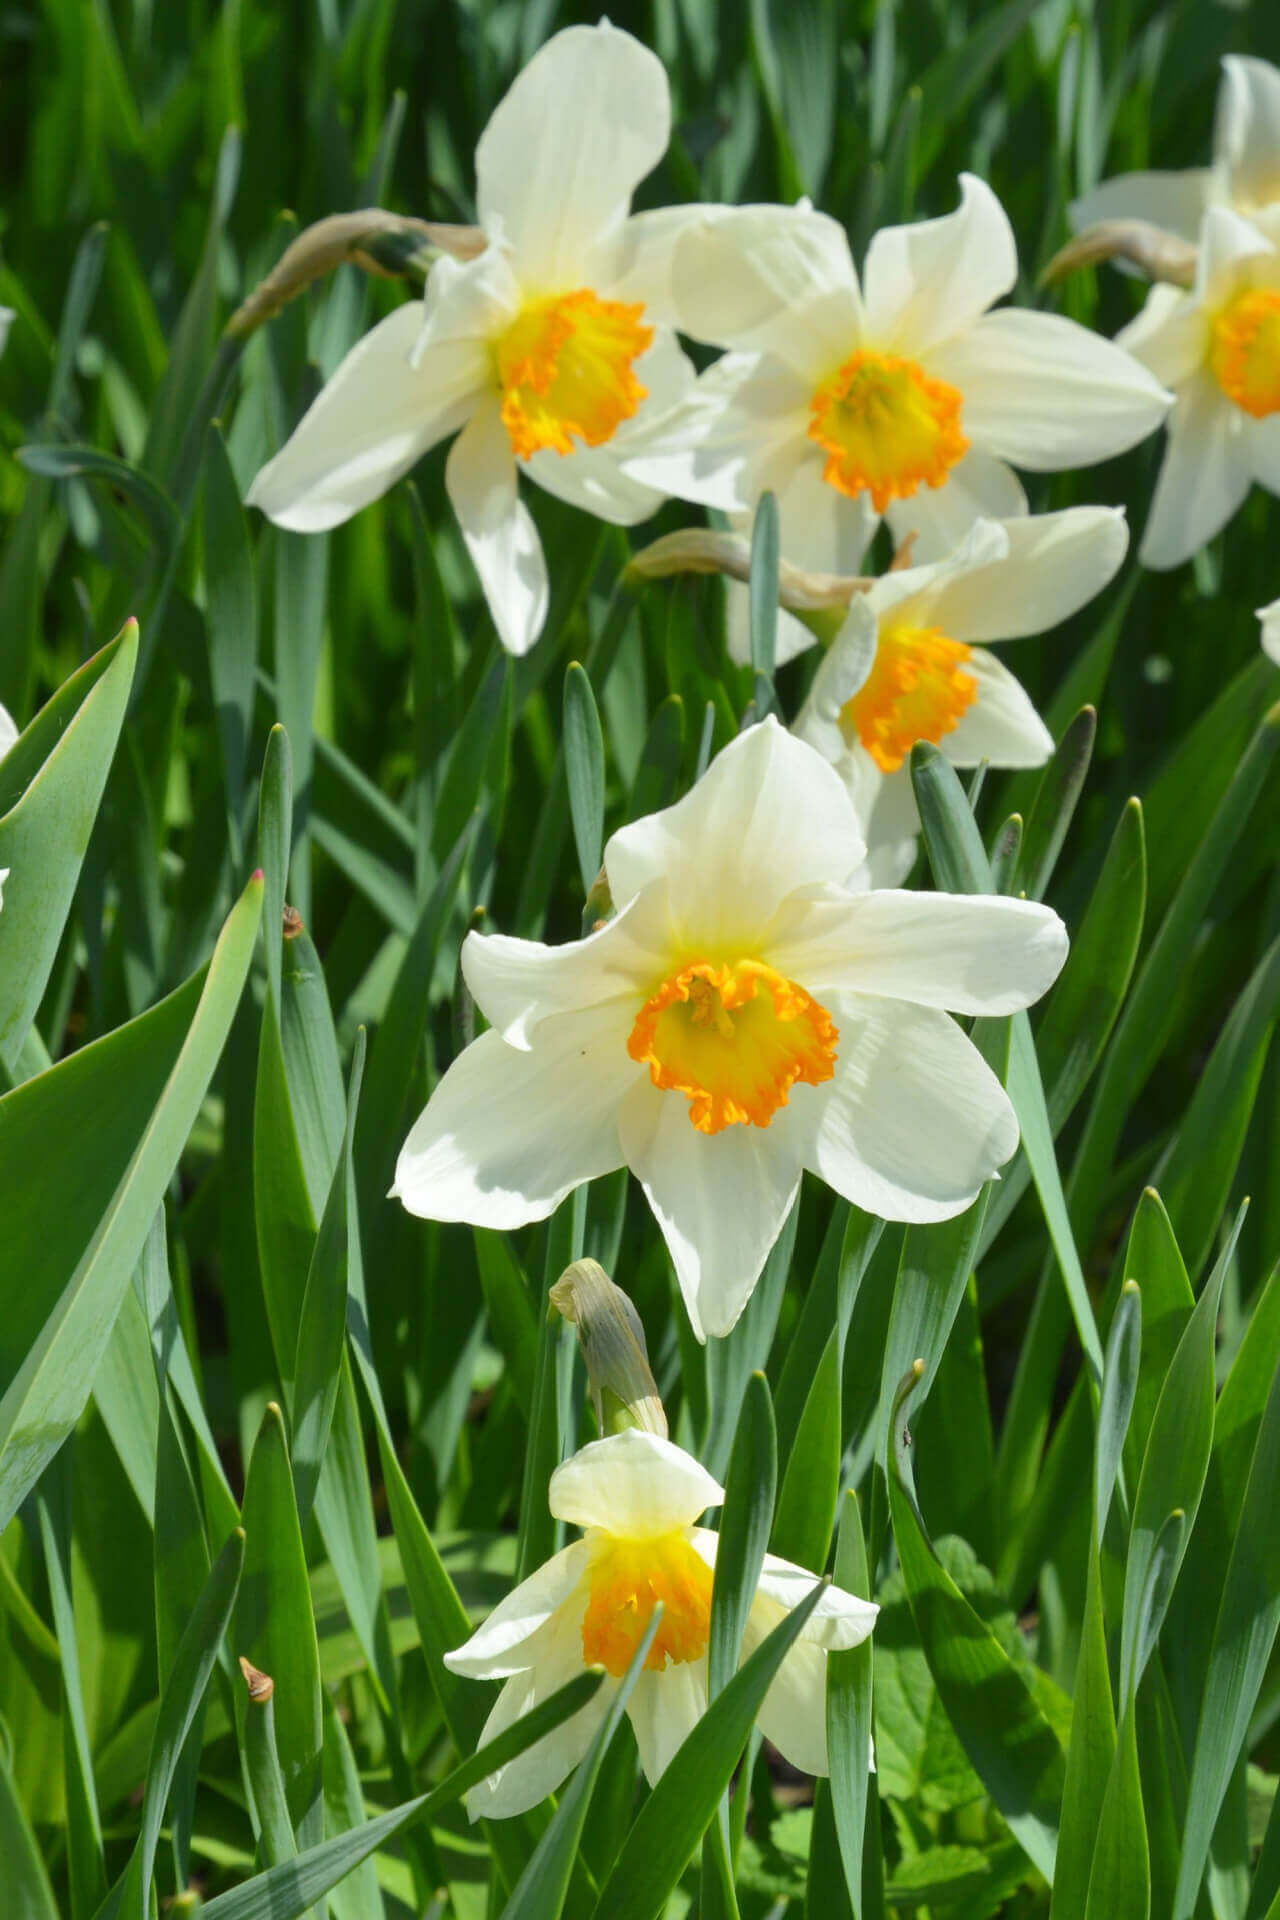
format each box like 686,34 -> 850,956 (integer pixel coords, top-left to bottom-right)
2,1 -> 1280,1916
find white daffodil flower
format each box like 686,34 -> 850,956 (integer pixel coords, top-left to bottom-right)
1259,597 -> 1280,665
792,508 -> 1129,885
620,174 -> 1169,589
394,719 -> 1067,1339
1118,207 -> 1280,568
248,23 -> 722,656
444,1427 -> 878,1818
1071,56 -> 1280,244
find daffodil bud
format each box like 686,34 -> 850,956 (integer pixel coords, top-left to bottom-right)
549,1259 -> 667,1438
625,527 -> 871,616
225,210 -> 486,339
1041,219 -> 1197,290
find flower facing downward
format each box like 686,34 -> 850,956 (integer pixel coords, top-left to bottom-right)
792,508 -> 1129,885
619,172 -> 1167,642
394,720 -> 1068,1339
247,24 -> 725,657
1118,208 -> 1280,567
443,1428 -> 878,1817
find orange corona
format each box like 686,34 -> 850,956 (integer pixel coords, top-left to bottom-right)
628,959 -> 838,1135
808,350 -> 969,511
497,289 -> 654,459
845,624 -> 978,772
581,1534 -> 714,1677
1209,288 -> 1280,418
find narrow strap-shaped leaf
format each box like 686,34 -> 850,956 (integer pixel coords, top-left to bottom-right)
1083,1703 -> 1149,1920
0,870 -> 262,1533
35,1448 -> 107,1918
564,661 -> 606,896
292,1029 -> 366,1530
589,1580 -> 825,1920
748,490 -> 780,688
0,1742 -> 60,1920
504,1616 -> 660,1920
258,724 -> 293,1013
772,1327 -> 841,1572
827,1491 -> 875,1918
195,1669 -> 604,1920
202,421 -> 259,822
710,1372 -> 778,1700
1018,706 -> 1096,901
1095,1281 -> 1141,1544
121,1527 -> 246,1920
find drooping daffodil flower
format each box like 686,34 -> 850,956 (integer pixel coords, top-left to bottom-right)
1117,208 -> 1280,568
792,508 -> 1129,885
394,719 -> 1068,1339
249,23 -> 722,656
620,174 -> 1169,605
1070,56 -> 1280,245
444,1427 -> 879,1817
1259,597 -> 1280,665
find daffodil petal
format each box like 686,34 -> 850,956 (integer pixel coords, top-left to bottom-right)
0,703 -> 16,757
475,22 -> 669,286
765,887 -> 1066,1014
918,506 -> 1128,643
1198,204 -> 1276,302
627,1660 -> 707,1785
1116,282 -> 1209,390
863,173 -> 1018,357
667,202 -> 863,377
392,1006 -> 635,1228
460,883 -> 676,1049
604,717 -> 867,939
444,1541 -> 591,1678
1218,55 -> 1280,212
1138,371 -> 1252,570
247,306 -> 487,532
463,1613 -> 611,1821
445,395 -> 549,656
548,1429 -> 724,1534
805,994 -> 1019,1221
1258,597 -> 1280,665
939,649 -> 1055,768
617,1074 -> 808,1341
752,1627 -> 831,1774
1068,168 -> 1214,243
750,1554 -> 879,1650
883,447 -> 1026,562
621,350 -> 810,513
929,308 -> 1172,469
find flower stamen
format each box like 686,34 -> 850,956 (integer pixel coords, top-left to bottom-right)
808,350 -> 969,511
844,624 -> 978,773
628,959 -> 838,1134
1210,288 -> 1280,417
497,289 -> 654,459
581,1532 -> 713,1677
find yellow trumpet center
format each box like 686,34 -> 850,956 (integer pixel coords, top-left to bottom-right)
496,289 -> 654,459
581,1532 -> 714,1678
844,624 -> 978,773
1209,288 -> 1280,418
627,958 -> 838,1136
808,350 -> 969,512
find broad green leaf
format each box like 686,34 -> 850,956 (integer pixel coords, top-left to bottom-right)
564,660 -> 606,895
0,871 -> 262,1532
889,1372 -> 1065,1882
588,1580 -> 824,1920
0,620 -> 137,1068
